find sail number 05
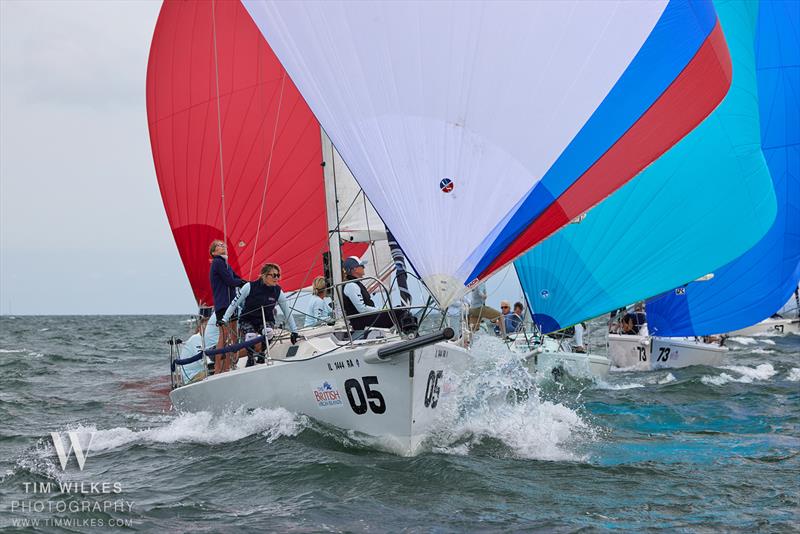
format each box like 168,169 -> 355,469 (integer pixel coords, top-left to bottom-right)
425,370 -> 444,409
344,376 -> 385,415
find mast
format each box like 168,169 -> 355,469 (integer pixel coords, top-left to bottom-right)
321,129 -> 344,309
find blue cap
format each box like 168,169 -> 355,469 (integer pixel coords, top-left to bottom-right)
343,256 -> 368,273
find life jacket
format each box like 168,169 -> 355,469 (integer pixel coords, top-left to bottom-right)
342,278 -> 374,320
240,280 -> 281,325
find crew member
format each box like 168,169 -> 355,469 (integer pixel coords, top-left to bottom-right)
341,256 -> 415,332
222,263 -> 299,365
209,239 -> 244,374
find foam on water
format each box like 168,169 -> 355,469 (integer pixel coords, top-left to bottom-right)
729,337 -> 758,345
658,373 -> 677,384
0,347 -> 44,358
701,363 -> 777,386
751,348 -> 775,354
787,368 -> 800,382
434,398 -> 591,462
63,408 -> 305,452
759,339 -> 777,345
11,409 -> 305,479
595,372 -> 675,391
429,334 -> 595,462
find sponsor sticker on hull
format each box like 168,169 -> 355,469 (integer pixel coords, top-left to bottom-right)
311,380 -> 344,409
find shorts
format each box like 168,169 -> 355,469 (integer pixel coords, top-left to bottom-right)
239,320 -> 262,335
240,320 -> 275,335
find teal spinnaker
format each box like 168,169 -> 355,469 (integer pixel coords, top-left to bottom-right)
647,0 -> 800,336
515,0 -> 778,333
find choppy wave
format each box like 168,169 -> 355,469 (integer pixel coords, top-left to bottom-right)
0,347 -> 44,358
433,398 -> 592,462
701,363 -> 778,386
595,372 -> 676,391
787,368 -> 800,382
729,337 -> 758,345
64,408 -> 305,452
429,334 -> 595,462
751,348 -> 775,354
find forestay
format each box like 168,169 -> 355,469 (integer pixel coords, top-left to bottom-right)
242,0 -> 731,306
647,0 -> 800,336
514,0 -> 778,333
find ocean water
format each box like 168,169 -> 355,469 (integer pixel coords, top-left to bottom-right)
0,315 -> 798,532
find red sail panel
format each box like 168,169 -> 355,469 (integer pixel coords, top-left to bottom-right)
146,0 -> 327,307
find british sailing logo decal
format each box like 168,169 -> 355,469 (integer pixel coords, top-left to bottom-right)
312,381 -> 344,409
439,178 -> 454,193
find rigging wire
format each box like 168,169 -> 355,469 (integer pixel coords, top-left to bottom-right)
250,72 -> 287,279
362,192 -> 380,286
211,0 -> 228,245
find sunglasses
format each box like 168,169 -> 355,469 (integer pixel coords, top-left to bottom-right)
266,273 -> 281,279
501,306 -> 510,309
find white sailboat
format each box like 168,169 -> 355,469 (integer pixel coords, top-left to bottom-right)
726,317 -> 799,337
725,290 -> 800,336
607,327 -> 726,371
150,0 -> 732,452
512,333 -> 612,380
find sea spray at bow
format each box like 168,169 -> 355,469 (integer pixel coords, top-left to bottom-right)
426,336 -> 597,461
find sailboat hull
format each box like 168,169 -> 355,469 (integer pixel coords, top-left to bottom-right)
607,334 -> 726,371
169,338 -> 470,456
523,350 -> 611,380
509,335 -> 611,379
725,318 -> 799,337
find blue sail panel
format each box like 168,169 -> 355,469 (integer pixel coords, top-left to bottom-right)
647,0 -> 800,336
515,0 -> 778,333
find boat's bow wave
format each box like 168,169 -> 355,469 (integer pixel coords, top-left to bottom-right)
37,341 -> 595,461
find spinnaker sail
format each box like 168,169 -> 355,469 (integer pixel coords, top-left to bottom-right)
647,0 -> 800,336
147,0 -> 326,305
242,0 -> 732,306
147,0 -> 384,307
514,0 -> 778,333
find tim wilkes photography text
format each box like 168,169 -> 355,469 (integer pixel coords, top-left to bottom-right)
5,432 -> 136,530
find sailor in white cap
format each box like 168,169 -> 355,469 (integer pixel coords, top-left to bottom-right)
341,256 -> 415,332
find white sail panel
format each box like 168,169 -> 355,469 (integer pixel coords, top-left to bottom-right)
321,130 -> 393,286
242,1 -> 671,305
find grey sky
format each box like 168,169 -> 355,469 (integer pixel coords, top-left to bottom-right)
0,0 -> 524,315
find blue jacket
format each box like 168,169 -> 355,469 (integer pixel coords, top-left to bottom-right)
504,313 -> 523,333
209,255 -> 244,312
